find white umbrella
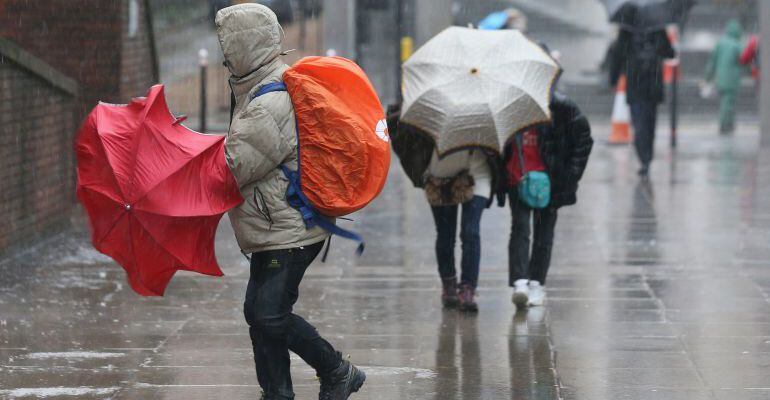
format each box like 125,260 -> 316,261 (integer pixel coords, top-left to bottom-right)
401,26 -> 560,156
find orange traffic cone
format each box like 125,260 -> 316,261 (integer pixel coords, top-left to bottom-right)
608,75 -> 632,144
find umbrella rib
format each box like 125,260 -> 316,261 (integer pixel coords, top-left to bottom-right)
126,214 -> 169,296
130,136 -> 222,210
131,210 -> 219,276
79,183 -> 125,205
94,209 -> 127,251
78,186 -> 128,249
92,112 -> 129,201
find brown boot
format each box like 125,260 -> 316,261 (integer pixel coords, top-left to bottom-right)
458,283 -> 478,312
441,278 -> 459,308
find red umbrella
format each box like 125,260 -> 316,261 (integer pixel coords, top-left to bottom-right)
75,85 -> 243,296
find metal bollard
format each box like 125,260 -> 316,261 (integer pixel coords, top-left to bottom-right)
199,48 -> 209,133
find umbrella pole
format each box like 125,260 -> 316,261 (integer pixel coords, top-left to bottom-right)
670,67 -> 678,149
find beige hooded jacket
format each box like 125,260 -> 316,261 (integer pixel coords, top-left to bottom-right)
216,4 -> 328,253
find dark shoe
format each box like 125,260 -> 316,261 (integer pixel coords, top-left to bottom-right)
457,284 -> 478,312
441,278 -> 459,308
637,165 -> 649,177
319,359 -> 366,400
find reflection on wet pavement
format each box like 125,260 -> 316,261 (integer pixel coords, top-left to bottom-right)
1,123 -> 769,399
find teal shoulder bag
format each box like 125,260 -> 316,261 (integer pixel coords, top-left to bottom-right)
515,132 -> 551,209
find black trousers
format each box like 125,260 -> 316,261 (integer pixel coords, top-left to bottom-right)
629,100 -> 659,168
508,193 -> 558,286
245,241 -> 341,399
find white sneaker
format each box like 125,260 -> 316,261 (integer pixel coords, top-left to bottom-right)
512,279 -> 529,308
528,281 -> 546,306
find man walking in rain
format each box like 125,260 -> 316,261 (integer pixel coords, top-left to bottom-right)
216,4 -> 365,399
610,4 -> 675,177
706,19 -> 745,134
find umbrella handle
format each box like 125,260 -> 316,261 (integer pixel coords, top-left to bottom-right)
172,115 -> 188,126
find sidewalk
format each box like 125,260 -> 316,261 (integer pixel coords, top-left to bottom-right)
1,122 -> 769,399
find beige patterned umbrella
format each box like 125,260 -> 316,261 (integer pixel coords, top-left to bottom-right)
401,26 -> 561,156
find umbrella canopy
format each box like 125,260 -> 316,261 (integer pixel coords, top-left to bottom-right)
401,27 -> 561,156
605,0 -> 696,32
76,85 -> 243,296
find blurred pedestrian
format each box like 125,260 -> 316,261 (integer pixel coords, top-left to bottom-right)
504,8 -> 528,32
740,34 -> 760,84
609,4 -> 675,177
705,19 -> 745,134
499,92 -> 593,309
216,4 -> 364,399
387,106 -> 499,312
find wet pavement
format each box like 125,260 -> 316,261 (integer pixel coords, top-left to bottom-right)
1,121 -> 769,399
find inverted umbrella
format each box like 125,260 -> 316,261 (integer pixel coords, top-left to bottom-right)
401,27 -> 561,156
605,0 -> 696,32
76,85 -> 243,296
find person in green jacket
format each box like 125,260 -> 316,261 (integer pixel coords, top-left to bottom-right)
705,19 -> 745,134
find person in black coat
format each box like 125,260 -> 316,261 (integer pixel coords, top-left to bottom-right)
609,3 -> 675,176
498,92 -> 593,308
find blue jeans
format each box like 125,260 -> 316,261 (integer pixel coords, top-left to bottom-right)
245,242 -> 341,399
430,195 -> 487,288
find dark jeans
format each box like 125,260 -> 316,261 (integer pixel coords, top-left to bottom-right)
245,241 -> 341,399
629,100 -> 659,168
508,193 -> 558,286
430,195 -> 486,288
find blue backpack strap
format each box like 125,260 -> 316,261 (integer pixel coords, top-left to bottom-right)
279,166 -> 365,255
251,82 -> 288,100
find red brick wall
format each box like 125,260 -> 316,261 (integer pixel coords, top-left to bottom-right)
0,0 -> 157,254
0,0 -> 158,117
0,0 -> 123,117
120,0 -> 158,99
0,61 -> 76,253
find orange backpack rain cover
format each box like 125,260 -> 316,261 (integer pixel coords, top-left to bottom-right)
284,57 -> 391,217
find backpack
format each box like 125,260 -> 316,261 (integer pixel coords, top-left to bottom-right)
514,132 -> 551,209
252,56 -> 391,251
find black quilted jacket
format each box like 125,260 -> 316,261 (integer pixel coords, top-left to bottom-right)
499,92 -> 593,208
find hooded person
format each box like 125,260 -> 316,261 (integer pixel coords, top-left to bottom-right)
706,19 -> 745,134
497,90 -> 593,309
216,4 -> 365,399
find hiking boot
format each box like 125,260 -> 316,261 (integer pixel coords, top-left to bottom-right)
441,277 -> 459,308
319,359 -> 366,400
512,279 -> 529,308
457,283 -> 478,312
527,280 -> 546,307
